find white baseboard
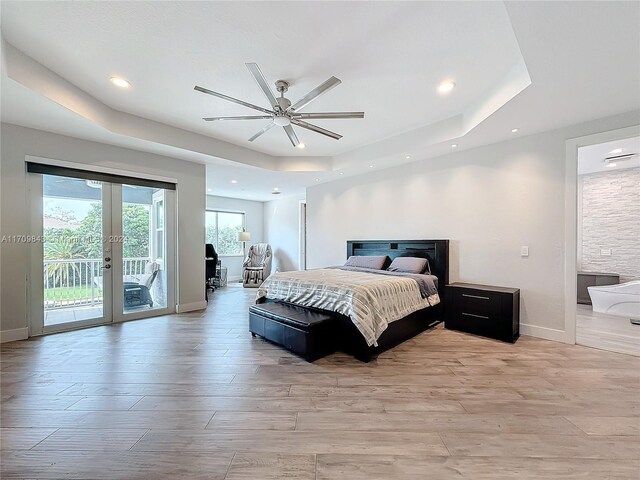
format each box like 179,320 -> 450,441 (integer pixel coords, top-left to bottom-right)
0,327 -> 29,343
176,301 -> 207,313
228,275 -> 241,282
520,323 -> 570,344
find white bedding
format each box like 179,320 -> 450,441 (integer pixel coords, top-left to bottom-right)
257,268 -> 440,347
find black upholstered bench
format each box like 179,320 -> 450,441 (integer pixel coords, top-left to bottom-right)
249,302 -> 337,361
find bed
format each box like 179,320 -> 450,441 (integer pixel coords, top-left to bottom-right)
255,239 -> 449,361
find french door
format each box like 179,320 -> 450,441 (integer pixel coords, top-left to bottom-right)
28,169 -> 175,335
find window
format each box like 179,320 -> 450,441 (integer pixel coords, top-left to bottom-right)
205,210 -> 244,256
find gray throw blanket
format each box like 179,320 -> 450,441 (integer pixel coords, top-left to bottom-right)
329,265 -> 439,299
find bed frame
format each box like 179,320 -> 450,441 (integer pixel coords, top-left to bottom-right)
258,239 -> 449,362
338,239 -> 449,361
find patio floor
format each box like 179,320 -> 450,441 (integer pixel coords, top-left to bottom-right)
44,304 -> 153,327
45,306 -> 104,326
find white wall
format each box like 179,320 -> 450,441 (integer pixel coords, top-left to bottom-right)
264,195 -> 305,272
0,123 -> 207,337
206,195 -> 263,281
306,112 -> 640,338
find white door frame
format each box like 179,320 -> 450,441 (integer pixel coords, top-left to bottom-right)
563,124 -> 640,344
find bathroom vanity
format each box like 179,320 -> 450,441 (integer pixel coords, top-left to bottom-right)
577,271 -> 620,304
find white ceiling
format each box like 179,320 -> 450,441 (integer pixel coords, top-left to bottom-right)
1,1 -> 639,201
578,136 -> 640,175
205,163 -> 316,201
0,1 -> 523,157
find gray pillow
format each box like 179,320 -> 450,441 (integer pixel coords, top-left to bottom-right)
387,256 -> 430,274
344,255 -> 389,270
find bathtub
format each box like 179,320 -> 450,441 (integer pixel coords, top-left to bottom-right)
588,280 -> 640,318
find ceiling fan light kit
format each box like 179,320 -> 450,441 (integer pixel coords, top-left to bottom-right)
195,63 -> 364,147
273,116 -> 291,127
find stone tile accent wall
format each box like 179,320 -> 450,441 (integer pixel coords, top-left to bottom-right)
579,167 -> 640,282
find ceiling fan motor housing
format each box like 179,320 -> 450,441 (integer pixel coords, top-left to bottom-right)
277,97 -> 291,111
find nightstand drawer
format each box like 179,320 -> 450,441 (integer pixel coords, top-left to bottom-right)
457,291 -> 499,318
446,283 -> 520,343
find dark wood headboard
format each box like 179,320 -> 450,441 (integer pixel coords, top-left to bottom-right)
346,240 -> 449,296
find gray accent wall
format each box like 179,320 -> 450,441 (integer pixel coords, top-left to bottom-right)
579,167 -> 640,282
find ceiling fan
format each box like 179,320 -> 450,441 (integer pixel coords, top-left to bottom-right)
194,63 -> 364,147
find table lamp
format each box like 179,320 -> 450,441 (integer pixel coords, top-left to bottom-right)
238,230 -> 251,254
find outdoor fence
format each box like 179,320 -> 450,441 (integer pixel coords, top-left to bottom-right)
43,257 -> 148,309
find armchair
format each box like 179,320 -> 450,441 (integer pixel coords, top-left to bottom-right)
123,261 -> 159,309
242,243 -> 272,288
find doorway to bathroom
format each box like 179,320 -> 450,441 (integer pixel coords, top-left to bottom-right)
574,135 -> 640,355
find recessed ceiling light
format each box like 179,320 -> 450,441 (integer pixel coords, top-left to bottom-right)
110,77 -> 131,88
230,180 -> 237,184
609,148 -> 623,154
451,144 -> 458,148
369,165 -> 374,168
511,128 -> 519,133
297,143 -> 306,149
606,163 -> 617,167
339,172 -> 344,175
314,178 -> 319,182
437,81 -> 456,94
207,188 -> 212,192
405,155 -> 411,160
273,187 -> 280,191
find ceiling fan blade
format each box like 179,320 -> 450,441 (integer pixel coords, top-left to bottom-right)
194,85 -> 274,115
248,121 -> 275,142
290,76 -> 341,112
291,112 -> 364,119
291,119 -> 342,140
283,125 -> 300,147
245,63 -> 278,109
203,115 -> 273,121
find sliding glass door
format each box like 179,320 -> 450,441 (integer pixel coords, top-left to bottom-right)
28,169 -> 175,335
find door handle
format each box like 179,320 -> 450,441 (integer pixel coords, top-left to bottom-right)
102,264 -> 111,270
105,257 -> 111,262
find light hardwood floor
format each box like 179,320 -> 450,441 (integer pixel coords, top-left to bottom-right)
576,304 -> 640,356
1,284 -> 639,479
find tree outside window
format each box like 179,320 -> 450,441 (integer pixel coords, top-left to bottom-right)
205,211 -> 244,255
44,203 -> 151,260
